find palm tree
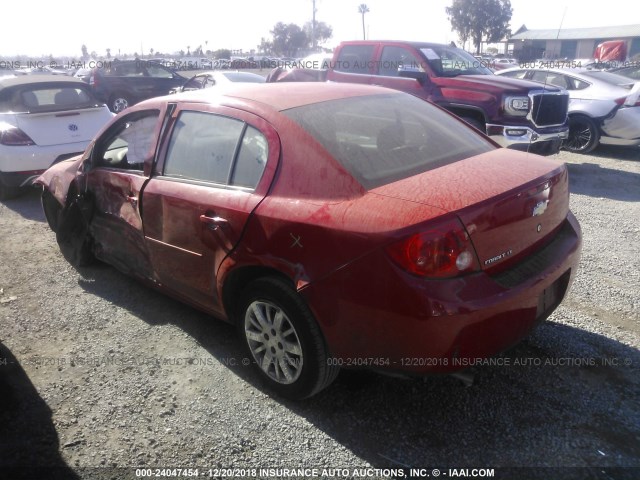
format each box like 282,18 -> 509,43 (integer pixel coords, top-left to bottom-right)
358,4 -> 370,40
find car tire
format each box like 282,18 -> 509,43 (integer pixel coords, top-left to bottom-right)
42,190 -> 62,232
564,114 -> 600,153
237,277 -> 339,400
109,94 -> 131,114
460,116 -> 486,133
55,197 -> 95,267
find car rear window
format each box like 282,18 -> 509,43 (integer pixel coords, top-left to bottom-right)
283,93 -> 495,189
580,70 -> 636,88
0,85 -> 101,113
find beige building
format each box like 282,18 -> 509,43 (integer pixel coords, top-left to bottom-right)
509,24 -> 640,61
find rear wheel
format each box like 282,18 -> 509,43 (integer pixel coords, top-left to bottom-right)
238,277 -> 339,399
564,115 -> 600,153
56,198 -> 95,267
109,93 -> 130,114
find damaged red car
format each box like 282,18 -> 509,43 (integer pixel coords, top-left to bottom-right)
37,83 -> 582,399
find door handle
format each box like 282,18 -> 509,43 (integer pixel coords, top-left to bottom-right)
199,214 -> 228,231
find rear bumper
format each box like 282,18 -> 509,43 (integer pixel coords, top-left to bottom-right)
601,106 -> 640,143
0,169 -> 47,188
487,124 -> 568,153
301,212 -> 582,374
0,143 -> 86,185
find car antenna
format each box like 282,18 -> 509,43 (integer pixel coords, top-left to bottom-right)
528,6 -> 568,156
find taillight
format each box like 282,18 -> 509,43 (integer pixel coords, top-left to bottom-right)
385,218 -> 480,278
89,71 -> 98,87
0,124 -> 35,146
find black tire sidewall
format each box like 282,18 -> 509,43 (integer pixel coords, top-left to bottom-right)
566,114 -> 599,153
55,201 -> 94,267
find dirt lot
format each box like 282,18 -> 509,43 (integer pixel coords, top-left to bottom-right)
1,145 -> 639,480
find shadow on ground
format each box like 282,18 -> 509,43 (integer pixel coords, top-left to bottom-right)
0,341 -> 79,480
567,162 -> 640,202
75,264 -> 640,479
0,187 -> 46,223
589,145 -> 640,162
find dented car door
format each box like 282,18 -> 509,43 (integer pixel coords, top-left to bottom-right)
82,109 -> 164,278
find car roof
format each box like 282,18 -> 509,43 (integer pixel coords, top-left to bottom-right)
340,40 -> 456,50
167,82 -> 397,111
496,66 -> 636,82
0,75 -> 87,92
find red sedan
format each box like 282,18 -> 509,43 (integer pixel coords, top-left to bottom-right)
37,83 -> 582,399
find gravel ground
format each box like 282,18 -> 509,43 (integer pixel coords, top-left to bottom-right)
0,145 -> 639,480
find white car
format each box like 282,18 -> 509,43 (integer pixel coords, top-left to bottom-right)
496,67 -> 640,152
0,76 -> 113,199
172,71 -> 265,93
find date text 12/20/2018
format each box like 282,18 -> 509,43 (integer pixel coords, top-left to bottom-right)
135,467 -> 496,478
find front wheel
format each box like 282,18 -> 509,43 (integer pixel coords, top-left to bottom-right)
564,115 -> 600,153
238,277 -> 339,399
55,198 -> 95,267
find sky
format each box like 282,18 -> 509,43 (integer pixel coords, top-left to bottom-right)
1,0 -> 638,58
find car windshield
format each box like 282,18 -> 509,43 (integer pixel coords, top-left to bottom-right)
284,93 -> 494,189
420,46 -> 493,77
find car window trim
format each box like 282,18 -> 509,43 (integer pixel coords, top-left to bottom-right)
227,123 -> 249,185
152,174 -> 255,193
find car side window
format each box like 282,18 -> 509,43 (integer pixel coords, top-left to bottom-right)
111,62 -> 143,77
94,110 -> 160,171
230,126 -> 268,188
334,45 -> 375,74
531,71 -> 569,89
145,64 -> 174,79
378,46 -> 424,77
569,78 -> 590,90
500,70 -> 528,79
163,112 -> 245,185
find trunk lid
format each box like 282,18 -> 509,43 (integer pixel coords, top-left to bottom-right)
371,148 -> 569,271
15,107 -> 113,146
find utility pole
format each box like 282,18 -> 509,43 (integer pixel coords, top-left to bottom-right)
312,0 -> 317,51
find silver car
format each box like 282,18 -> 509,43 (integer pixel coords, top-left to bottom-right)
496,67 -> 640,153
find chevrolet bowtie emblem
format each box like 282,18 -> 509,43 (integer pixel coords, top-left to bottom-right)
532,200 -> 548,217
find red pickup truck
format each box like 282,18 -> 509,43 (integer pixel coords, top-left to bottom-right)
269,41 -> 570,155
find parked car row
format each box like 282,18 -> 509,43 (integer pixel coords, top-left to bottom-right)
0,65 -> 271,199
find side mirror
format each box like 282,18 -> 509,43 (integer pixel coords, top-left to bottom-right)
398,69 -> 427,85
